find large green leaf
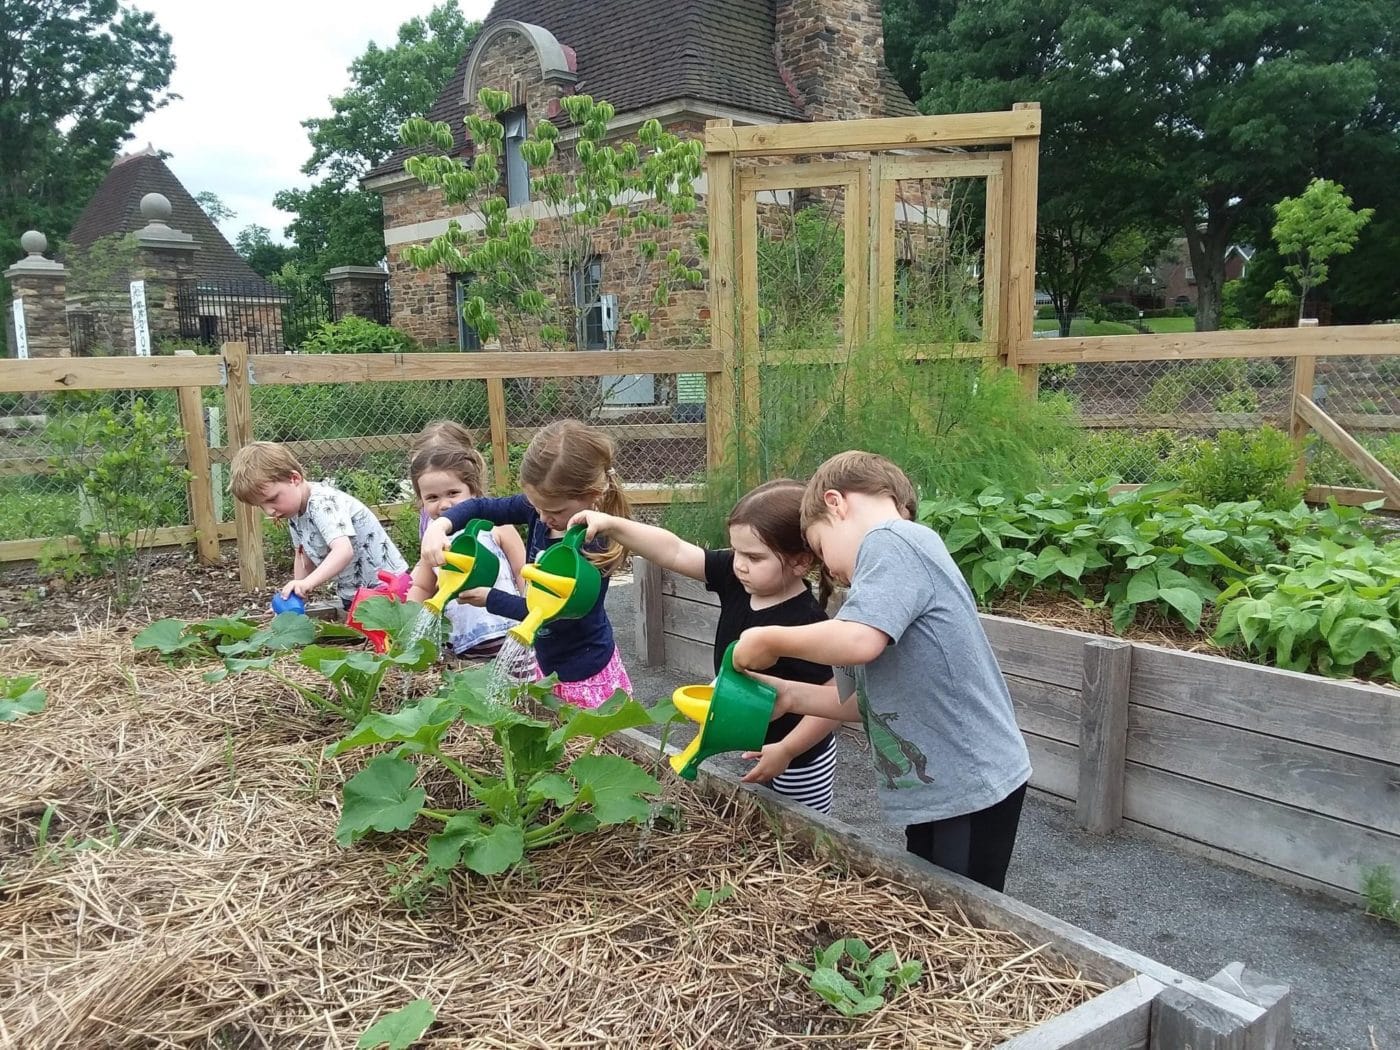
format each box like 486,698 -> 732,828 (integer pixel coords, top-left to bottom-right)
219,613 -> 316,656
329,695 -> 461,756
426,812 -> 482,872
0,675 -> 46,722
337,756 -> 425,846
503,723 -> 565,778
357,998 -> 436,1050
570,754 -> 660,825
527,772 -> 577,807
353,596 -> 424,640
1125,567 -> 1160,605
134,618 -> 201,656
461,821 -> 524,875
549,692 -> 653,747
1156,587 -> 1203,630
187,615 -> 259,643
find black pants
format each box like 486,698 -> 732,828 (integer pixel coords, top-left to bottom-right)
905,782 -> 1026,892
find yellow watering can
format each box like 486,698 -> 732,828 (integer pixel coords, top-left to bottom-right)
669,642 -> 777,780
509,524 -> 602,646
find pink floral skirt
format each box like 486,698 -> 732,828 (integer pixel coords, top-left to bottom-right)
536,646 -> 632,709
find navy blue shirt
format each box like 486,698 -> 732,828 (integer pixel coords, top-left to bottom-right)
442,495 -> 615,681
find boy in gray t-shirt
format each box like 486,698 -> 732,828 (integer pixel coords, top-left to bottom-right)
734,451 -> 1031,892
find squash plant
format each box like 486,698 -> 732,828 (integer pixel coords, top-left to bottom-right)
329,668 -> 668,877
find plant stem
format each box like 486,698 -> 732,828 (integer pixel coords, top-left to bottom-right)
418,808 -> 453,822
428,747 -> 484,793
265,669 -> 349,720
524,795 -> 585,845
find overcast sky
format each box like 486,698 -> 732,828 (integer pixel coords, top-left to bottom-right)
126,0 -> 494,245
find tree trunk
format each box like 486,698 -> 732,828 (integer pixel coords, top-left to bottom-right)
1184,210 -> 1235,332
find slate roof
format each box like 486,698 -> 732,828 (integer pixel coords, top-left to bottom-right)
68,147 -> 273,291
367,0 -> 916,180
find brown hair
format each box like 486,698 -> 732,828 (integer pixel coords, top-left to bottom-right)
520,419 -> 631,574
230,441 -> 304,503
799,450 -> 918,530
409,444 -> 489,501
728,478 -> 832,606
409,420 -> 477,459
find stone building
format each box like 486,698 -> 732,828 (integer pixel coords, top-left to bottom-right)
365,0 -> 916,379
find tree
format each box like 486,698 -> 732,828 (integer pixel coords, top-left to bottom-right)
0,1 -> 174,271
1265,179 -> 1374,322
234,224 -> 294,277
273,2 -> 478,274
903,0 -> 1173,336
194,190 -> 236,225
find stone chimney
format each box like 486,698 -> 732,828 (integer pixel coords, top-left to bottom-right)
774,0 -> 889,122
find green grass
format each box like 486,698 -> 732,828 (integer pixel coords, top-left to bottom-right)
1144,316 -> 1197,333
1032,319 -> 1141,336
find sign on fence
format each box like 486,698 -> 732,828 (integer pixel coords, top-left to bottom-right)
130,280 -> 151,356
10,299 -> 28,359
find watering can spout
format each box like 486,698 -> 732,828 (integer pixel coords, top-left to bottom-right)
509,525 -> 600,646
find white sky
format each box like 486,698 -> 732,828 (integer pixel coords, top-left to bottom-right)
126,0 -> 495,245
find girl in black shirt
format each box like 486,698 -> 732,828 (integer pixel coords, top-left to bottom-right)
571,480 -> 839,812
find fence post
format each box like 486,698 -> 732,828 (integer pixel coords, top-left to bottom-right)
175,376 -> 220,565
705,119 -> 739,476
634,556 -> 666,667
486,377 -> 510,492
1289,318 -> 1318,485
1006,102 -> 1040,398
1077,638 -> 1132,834
222,341 -> 264,590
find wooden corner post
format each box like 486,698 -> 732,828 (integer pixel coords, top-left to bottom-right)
1077,637 -> 1132,834
704,119 -> 742,479
222,341 -> 265,591
176,382 -> 220,565
1004,102 -> 1041,396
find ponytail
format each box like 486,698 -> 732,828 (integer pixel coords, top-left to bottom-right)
589,468 -> 632,575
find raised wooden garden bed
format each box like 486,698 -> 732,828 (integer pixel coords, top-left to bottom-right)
636,559 -> 1400,902
0,630 -> 1289,1048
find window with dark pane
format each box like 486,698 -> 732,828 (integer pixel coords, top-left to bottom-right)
451,273 -> 481,350
502,108 -> 529,208
574,255 -> 606,349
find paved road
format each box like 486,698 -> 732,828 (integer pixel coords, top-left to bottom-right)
607,576 -> 1400,1049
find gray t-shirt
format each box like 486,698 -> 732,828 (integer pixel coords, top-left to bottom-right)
834,519 -> 1031,824
286,482 -> 408,604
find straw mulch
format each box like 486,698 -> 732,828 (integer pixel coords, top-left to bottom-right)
0,632 -> 1102,1049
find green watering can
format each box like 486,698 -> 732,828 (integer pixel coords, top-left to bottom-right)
423,519 -> 500,615
509,524 -> 602,646
669,641 -> 777,780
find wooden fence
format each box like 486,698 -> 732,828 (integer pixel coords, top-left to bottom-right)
0,342 -> 721,586
636,561 -> 1400,902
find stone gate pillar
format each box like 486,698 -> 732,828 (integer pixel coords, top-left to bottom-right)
324,266 -> 390,323
5,231 -> 69,358
134,192 -> 199,346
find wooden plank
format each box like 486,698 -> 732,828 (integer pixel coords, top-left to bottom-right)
660,632 -> 713,682
982,170 -> 1005,353
1151,986 -> 1249,1050
1024,732 -> 1079,800
1328,412 -> 1400,432
1295,394 -> 1400,505
222,341 -> 264,591
486,377 -> 510,492
634,556 -> 665,667
1122,761 -> 1400,894
1127,705 -> 1400,836
761,340 -> 991,365
843,169 -> 868,367
248,348 -> 721,385
1006,102 -> 1040,392
1206,963 -> 1292,1050
881,154 -> 1005,181
623,485 -> 706,505
998,975 -> 1161,1050
1304,484 -> 1399,513
1005,674 -> 1081,745
0,521 -> 237,562
872,158 -> 896,333
663,593 -> 721,647
737,159 -> 865,191
1079,413 -> 1268,431
737,186 -> 762,470
0,355 -> 223,393
661,567 -> 719,605
1290,354 -> 1317,482
1015,323 -> 1400,364
176,384 -> 220,565
704,109 -> 1043,155
706,120 -> 738,473
1128,642 -> 1400,764
1078,639 -> 1132,835
981,614 -> 1093,691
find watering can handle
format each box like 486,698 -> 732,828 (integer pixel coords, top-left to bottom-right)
466,518 -> 494,538
561,523 -> 589,550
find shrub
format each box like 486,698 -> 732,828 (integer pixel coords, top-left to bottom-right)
1039,362 -> 1077,391
1042,428 -> 1179,485
1102,301 -> 1140,323
1036,304 -> 1057,320
1177,426 -> 1301,509
301,316 -> 419,355
1246,360 -> 1283,388
1143,371 -> 1191,414
1214,388 -> 1259,413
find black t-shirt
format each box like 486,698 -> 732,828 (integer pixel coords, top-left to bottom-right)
704,548 -> 834,768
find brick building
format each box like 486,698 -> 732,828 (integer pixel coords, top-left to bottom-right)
364,0 -> 916,377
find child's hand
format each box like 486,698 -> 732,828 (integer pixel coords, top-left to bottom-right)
748,671 -> 795,718
567,509 -> 613,542
456,587 -> 491,607
420,516 -> 452,568
733,627 -> 780,673
740,741 -> 793,783
280,579 -> 314,600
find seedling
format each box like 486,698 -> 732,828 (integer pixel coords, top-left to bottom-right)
0,675 -> 45,722
1362,865 -> 1400,925
689,885 -> 735,913
788,938 -> 923,1018
357,998 -> 436,1050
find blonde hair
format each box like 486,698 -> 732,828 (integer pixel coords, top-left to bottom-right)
230,441 -> 305,503
410,444 -> 489,501
521,419 -> 631,574
799,451 -> 918,530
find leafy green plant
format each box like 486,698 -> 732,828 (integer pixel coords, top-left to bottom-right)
357,998 -> 437,1050
1177,426 -> 1301,510
1042,428 -> 1178,485
1142,371 -> 1190,413
302,315 -> 420,355
42,393 -> 190,602
1214,388 -> 1259,413
689,884 -> 736,913
0,675 -> 46,722
1361,865 -> 1400,925
787,938 -> 923,1018
135,612 -> 322,664
1246,360 -> 1283,388
329,671 -> 669,878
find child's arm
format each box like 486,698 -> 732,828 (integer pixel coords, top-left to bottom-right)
422,494 -> 533,568
569,510 -> 706,580
405,557 -> 437,604
493,525 -> 528,592
734,621 -> 889,674
757,676 -> 860,722
740,712 -> 842,783
282,537 -> 354,598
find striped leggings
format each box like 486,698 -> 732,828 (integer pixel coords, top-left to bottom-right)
768,735 -> 837,814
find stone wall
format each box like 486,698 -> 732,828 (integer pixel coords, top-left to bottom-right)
775,0 -> 889,122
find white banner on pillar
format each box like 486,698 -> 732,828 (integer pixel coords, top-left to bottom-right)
10,299 -> 28,359
130,280 -> 151,356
